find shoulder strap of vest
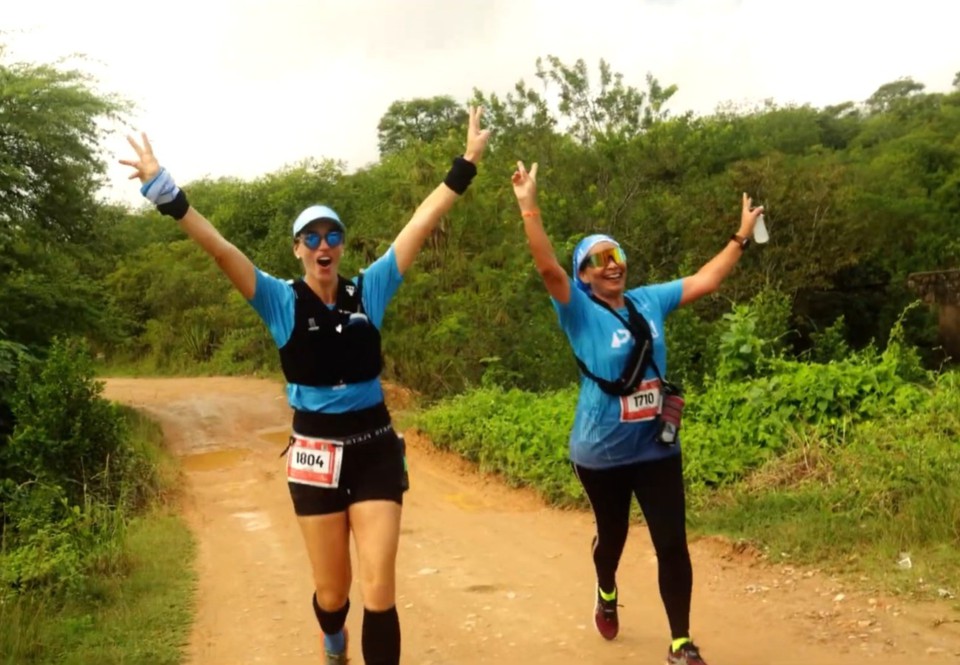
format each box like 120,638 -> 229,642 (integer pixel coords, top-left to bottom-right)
355,271 -> 365,315
573,357 -> 627,394
572,295 -> 664,394
605,296 -> 664,383
333,275 -> 356,311
291,278 -> 310,300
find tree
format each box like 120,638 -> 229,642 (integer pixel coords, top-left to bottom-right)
865,77 -> 925,114
0,48 -> 128,350
817,102 -> 862,150
534,55 -> 676,144
376,96 -> 468,157
0,50 -> 126,244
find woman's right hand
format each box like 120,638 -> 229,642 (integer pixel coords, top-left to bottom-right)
119,132 -> 161,184
511,160 -> 539,212
463,106 -> 491,165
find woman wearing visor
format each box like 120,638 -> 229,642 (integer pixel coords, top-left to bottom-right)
121,108 -> 490,665
510,160 -> 762,665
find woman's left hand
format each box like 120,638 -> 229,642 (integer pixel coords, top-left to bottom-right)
739,192 -> 764,236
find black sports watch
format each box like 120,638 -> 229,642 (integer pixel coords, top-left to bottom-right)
730,234 -> 751,250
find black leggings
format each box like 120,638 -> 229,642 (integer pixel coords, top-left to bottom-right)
574,454 -> 692,639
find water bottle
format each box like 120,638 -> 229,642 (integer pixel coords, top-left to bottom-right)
657,391 -> 685,446
753,213 -> 769,244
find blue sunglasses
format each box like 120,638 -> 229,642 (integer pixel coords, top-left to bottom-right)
298,230 -> 344,250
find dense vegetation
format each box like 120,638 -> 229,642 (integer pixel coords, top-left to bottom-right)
1,53 -> 193,663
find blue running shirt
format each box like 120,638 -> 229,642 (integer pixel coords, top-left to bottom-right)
552,278 -> 684,468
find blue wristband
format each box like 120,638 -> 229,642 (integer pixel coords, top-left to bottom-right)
140,167 -> 180,205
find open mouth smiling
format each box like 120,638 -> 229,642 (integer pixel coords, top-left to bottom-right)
602,268 -> 624,282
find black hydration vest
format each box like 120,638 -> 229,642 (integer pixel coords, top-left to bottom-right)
278,274 -> 382,387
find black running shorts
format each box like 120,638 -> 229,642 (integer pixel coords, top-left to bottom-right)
285,402 -> 409,516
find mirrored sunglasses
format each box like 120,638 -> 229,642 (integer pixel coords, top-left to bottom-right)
299,230 -> 344,250
581,246 -> 626,270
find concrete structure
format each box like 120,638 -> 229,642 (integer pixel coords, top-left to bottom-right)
907,269 -> 960,361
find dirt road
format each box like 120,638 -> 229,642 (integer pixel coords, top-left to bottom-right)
102,377 -> 960,665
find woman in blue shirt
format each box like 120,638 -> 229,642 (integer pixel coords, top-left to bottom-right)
121,109 -> 490,665
510,160 -> 762,665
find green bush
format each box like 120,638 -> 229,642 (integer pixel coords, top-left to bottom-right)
694,370 -> 960,592
0,482 -> 127,595
0,338 -> 166,598
4,338 -> 126,503
416,385 -> 584,506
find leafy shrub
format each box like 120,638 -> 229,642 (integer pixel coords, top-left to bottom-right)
4,338 -> 126,503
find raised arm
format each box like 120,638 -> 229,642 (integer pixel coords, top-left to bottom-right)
511,161 -> 571,304
121,134 -> 257,300
391,106 -> 491,275
679,193 -> 763,307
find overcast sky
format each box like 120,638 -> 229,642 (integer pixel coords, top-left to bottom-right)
5,0 -> 959,208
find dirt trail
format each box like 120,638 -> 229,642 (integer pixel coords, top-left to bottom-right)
102,376 -> 960,665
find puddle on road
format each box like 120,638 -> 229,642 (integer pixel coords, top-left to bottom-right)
231,510 -> 271,532
182,448 -> 249,471
257,429 -> 291,451
180,429 -> 290,471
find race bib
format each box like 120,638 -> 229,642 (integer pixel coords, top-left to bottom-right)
286,434 -> 344,488
619,378 -> 662,422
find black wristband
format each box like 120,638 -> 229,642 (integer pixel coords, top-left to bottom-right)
443,156 -> 477,195
157,189 -> 190,220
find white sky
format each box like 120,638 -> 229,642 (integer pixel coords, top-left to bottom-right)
4,0 -> 959,208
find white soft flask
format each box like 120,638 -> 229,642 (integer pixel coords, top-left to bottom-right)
753,213 -> 769,244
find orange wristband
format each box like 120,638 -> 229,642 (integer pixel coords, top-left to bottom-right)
521,209 -> 541,218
